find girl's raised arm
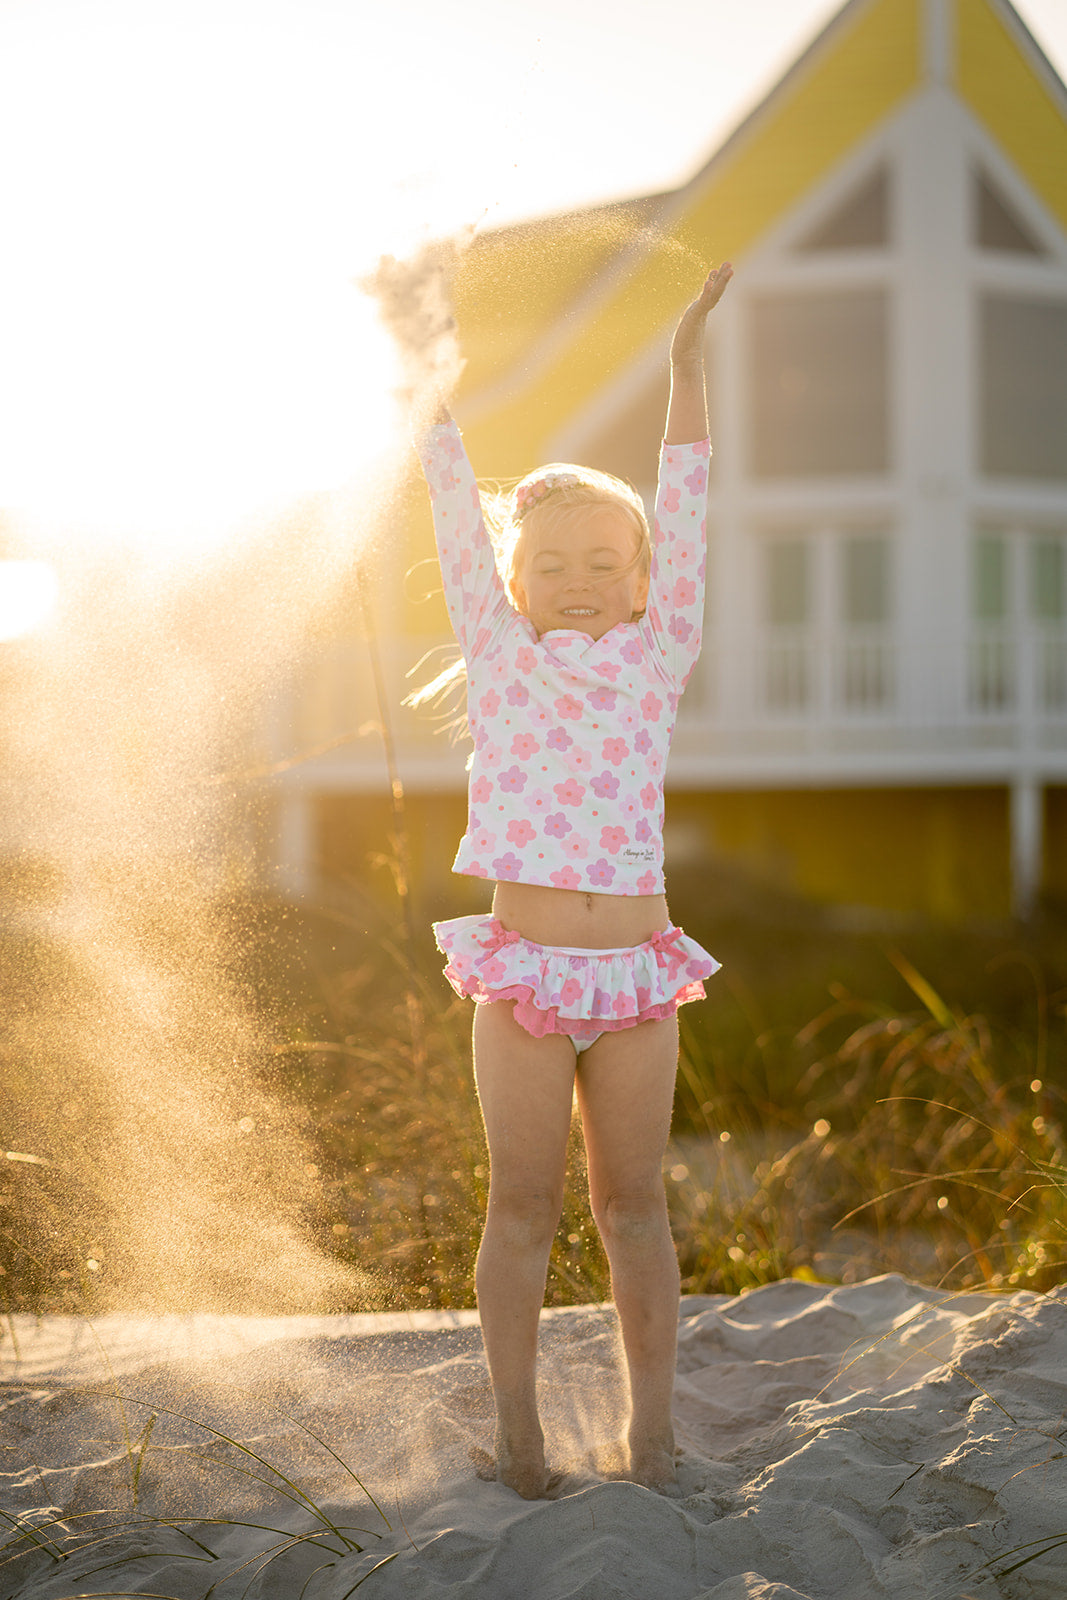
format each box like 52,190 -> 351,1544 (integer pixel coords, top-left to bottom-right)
664,264 -> 732,445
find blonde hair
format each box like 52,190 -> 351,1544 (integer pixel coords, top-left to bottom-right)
494,462 -> 651,608
406,463 -> 651,727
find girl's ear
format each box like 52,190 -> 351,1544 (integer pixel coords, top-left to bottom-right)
509,573 -> 528,614
633,569 -> 650,617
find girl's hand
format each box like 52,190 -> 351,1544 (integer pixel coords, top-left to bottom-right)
664,263 -> 732,444
670,263 -> 733,369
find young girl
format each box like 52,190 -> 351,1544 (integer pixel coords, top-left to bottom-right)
414,262 -> 732,1499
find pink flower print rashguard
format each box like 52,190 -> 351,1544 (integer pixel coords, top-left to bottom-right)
417,419 -> 710,897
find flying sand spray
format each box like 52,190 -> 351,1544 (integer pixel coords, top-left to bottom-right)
0,237 -> 647,1563
0,226 -> 481,1319
0,418 -> 423,1320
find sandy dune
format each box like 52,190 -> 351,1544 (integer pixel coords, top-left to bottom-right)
2,1276 -> 1064,1598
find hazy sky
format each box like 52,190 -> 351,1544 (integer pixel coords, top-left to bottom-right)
1,0 -> 1064,537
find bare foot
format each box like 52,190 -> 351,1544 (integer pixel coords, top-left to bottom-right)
469,1444 -> 564,1499
480,1402 -> 549,1498
628,1430 -> 682,1497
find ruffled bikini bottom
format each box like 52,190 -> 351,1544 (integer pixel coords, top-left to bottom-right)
433,914 -> 720,1043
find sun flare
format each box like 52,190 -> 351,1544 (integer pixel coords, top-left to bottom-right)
0,561 -> 59,641
0,2 -> 453,556
1,278 -> 403,552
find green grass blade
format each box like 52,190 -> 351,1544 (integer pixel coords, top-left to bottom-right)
0,1504 -> 65,1561
982,1532 -> 1067,1578
70,1550 -> 214,1585
35,1592 -> 186,1599
202,1376 -> 392,1530
233,1531 -> 350,1600
300,1557 -> 338,1598
77,1387 -> 370,1549
885,952 -> 954,1026
340,1549 -> 399,1596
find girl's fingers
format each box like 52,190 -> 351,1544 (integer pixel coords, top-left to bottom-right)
701,263 -> 732,307
678,266 -> 732,331
671,263 -> 733,357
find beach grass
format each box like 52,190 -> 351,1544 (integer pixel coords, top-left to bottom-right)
264,905 -> 613,1311
244,883 -> 1067,1309
2,887 -> 1065,1598
2,883 -> 1065,1316
0,1387 -> 395,1600
670,964 -> 1067,1295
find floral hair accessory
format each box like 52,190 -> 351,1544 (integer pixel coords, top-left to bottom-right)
514,469 -> 582,518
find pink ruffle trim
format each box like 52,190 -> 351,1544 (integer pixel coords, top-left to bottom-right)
433,915 -> 720,1041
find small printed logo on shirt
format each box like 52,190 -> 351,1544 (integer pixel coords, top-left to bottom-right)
621,848 -> 656,862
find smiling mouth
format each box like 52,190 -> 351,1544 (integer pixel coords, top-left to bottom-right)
561,607 -> 597,616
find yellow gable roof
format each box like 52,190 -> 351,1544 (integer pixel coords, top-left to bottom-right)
455,0 -> 922,474
450,0 -> 1067,481
453,195 -> 666,411
956,0 -> 1067,233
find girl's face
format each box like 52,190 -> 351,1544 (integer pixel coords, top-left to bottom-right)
512,504 -> 649,642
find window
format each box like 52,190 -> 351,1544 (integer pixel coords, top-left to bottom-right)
970,530 -> 1013,710
759,530 -> 893,713
840,534 -> 892,709
796,167 -> 889,252
974,171 -> 1044,255
979,296 -> 1067,480
973,533 -> 1008,622
1032,538 -> 1067,709
970,528 -> 1067,712
1031,538 -> 1065,622
749,291 -> 889,476
842,535 -> 890,625
763,539 -> 810,709
575,339 -> 717,487
767,539 -> 809,625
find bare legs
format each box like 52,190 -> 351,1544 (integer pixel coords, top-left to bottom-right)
472,1002 -> 575,1498
577,1017 -> 681,1492
472,1001 -> 681,1497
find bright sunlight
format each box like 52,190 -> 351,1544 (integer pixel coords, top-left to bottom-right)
0,561 -> 59,641
0,2 -> 436,553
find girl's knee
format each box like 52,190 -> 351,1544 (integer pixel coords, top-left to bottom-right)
592,1184 -> 668,1243
487,1183 -> 563,1246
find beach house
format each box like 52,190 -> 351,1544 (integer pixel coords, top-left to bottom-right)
269,0 -> 1067,922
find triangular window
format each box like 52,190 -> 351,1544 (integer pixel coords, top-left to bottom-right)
975,171 -> 1044,254
573,360 -> 717,488
573,369 -> 665,486
795,167 -> 888,251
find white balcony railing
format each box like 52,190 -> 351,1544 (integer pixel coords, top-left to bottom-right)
756,627 -> 897,718
266,624 -> 1067,795
968,628 -> 1067,716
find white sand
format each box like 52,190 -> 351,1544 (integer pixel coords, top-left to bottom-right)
2,1276 -> 1064,1598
